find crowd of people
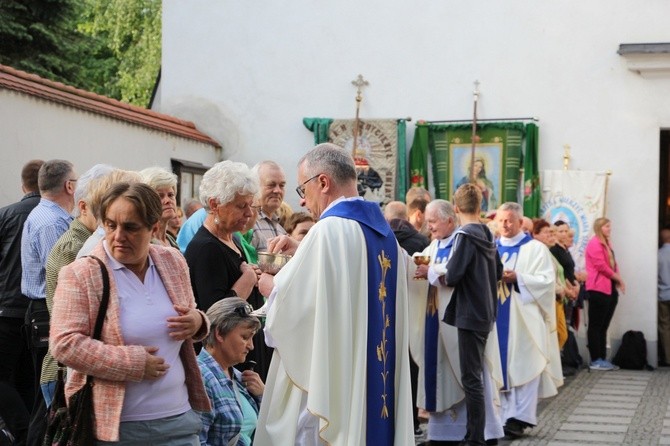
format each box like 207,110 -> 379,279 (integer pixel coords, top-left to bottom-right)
0,144 -> 627,446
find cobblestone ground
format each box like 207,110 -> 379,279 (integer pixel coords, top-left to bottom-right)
417,367 -> 670,445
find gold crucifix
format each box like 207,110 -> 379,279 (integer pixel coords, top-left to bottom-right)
563,144 -> 571,170
351,74 -> 369,169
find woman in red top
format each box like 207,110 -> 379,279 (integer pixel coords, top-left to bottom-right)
584,217 -> 626,370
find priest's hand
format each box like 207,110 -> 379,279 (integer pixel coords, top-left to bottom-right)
414,264 -> 429,280
502,270 -> 517,283
267,235 -> 299,256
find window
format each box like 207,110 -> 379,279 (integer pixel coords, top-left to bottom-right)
171,159 -> 209,208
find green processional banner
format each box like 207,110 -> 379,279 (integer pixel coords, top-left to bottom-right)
303,118 -> 408,204
409,122 -> 539,216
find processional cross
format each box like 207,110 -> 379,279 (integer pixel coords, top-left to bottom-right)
351,74 -> 369,167
470,80 -> 481,183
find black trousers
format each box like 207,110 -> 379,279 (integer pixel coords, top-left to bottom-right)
587,290 -> 618,361
0,317 -> 32,446
458,328 -> 489,446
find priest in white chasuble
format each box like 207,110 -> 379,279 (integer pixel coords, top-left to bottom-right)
408,199 -> 504,443
495,202 -> 563,438
254,143 -> 413,446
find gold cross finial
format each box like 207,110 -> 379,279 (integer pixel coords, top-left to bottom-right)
563,144 -> 571,170
352,74 -> 369,102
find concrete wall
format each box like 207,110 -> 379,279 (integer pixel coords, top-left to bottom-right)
159,0 -> 670,364
0,89 -> 220,207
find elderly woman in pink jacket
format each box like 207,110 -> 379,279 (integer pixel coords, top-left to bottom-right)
585,217 -> 626,371
50,182 -> 211,444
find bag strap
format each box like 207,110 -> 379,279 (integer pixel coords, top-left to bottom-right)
81,255 -> 111,386
86,255 -> 111,341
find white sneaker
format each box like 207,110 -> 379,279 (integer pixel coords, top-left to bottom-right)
589,360 -> 613,371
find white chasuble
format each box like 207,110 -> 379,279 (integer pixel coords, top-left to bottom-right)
255,206 -> 413,446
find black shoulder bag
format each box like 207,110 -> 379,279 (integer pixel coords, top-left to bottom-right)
43,256 -> 110,446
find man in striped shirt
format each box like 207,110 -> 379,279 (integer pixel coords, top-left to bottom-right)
251,161 -> 287,252
20,159 -> 76,429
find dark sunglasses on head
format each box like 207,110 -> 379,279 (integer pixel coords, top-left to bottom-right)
233,303 -> 254,318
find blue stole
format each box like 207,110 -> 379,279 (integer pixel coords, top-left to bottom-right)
496,234 -> 533,390
321,200 -> 399,445
423,239 -> 453,411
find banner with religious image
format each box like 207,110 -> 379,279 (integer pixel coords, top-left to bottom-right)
303,118 -> 407,205
410,122 -> 526,213
540,170 -> 608,271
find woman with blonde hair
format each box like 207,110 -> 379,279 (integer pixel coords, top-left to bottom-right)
585,217 -> 626,371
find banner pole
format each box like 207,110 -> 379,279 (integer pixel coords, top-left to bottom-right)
470,80 -> 480,183
603,170 -> 612,216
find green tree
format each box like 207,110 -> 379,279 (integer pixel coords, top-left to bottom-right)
0,0 -> 96,88
79,0 -> 162,106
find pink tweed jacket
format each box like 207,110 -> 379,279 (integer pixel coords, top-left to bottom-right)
50,243 -> 211,442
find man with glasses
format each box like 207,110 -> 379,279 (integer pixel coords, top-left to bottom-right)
255,143 -> 413,445
250,160 -> 288,252
20,159 -> 76,443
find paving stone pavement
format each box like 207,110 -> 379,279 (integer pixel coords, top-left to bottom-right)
417,367 -> 670,445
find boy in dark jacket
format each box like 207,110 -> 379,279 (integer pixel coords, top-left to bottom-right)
441,183 -> 502,446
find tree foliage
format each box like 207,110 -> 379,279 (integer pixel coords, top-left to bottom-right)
79,0 -> 162,106
0,0 -> 161,107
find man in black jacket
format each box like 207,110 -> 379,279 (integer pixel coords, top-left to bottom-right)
384,201 -> 430,256
0,160 -> 43,444
442,183 -> 502,446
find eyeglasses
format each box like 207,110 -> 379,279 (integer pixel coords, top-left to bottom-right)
64,178 -> 78,188
295,173 -> 322,199
233,303 -> 254,318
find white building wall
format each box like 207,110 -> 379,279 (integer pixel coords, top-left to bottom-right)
0,90 -> 220,206
159,0 -> 670,363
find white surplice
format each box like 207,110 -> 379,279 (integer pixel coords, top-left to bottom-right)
408,238 -> 504,441
498,233 -> 563,423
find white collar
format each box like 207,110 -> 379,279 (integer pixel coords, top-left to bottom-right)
498,231 -> 527,247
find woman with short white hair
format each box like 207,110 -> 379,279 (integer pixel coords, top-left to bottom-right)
140,166 -> 179,249
184,161 -> 272,379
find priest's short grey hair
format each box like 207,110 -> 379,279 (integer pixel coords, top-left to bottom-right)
140,166 -> 178,191
73,164 -> 114,218
426,199 -> 456,222
498,202 -> 524,219
299,143 -> 357,184
203,297 -> 261,349
199,160 -> 259,210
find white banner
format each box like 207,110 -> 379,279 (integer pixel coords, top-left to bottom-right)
540,170 -> 608,271
329,119 -> 398,206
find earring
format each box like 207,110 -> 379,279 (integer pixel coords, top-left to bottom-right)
214,216 -> 220,225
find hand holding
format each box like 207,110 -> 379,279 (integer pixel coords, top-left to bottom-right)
258,272 -> 275,297
241,370 -> 264,397
167,305 -> 202,340
502,270 -> 517,284
414,264 -> 429,280
143,346 -> 169,380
